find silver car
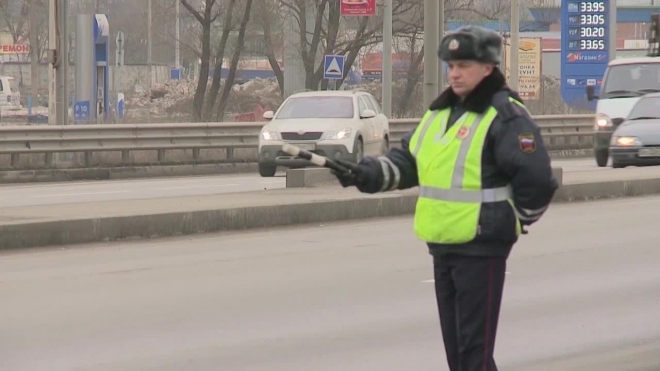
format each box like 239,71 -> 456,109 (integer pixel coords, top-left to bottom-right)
609,92 -> 660,168
257,90 -> 390,177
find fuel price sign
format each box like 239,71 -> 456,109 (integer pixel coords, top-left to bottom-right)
561,1 -> 610,110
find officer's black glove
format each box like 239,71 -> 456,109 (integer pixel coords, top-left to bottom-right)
331,157 -> 383,194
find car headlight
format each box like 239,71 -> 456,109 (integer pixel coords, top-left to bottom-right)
595,114 -> 612,129
611,136 -> 642,147
323,128 -> 352,140
261,129 -> 280,141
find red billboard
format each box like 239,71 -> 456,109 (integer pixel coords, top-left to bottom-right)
340,0 -> 376,16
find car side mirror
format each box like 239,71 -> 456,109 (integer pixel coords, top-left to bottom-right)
262,111 -> 274,120
586,85 -> 598,101
360,109 -> 376,119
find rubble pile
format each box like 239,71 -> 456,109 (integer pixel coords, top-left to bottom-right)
225,77 -> 284,112
121,74 -> 577,120
125,79 -> 197,116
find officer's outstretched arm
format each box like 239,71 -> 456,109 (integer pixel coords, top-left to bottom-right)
382,130 -> 420,190
492,116 -> 559,226
334,130 -> 420,193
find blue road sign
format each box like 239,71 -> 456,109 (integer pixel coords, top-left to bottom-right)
324,55 -> 345,79
74,101 -> 91,122
561,0 -> 610,110
170,67 -> 182,80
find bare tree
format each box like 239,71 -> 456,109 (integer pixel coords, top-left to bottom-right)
253,0 -> 284,95
203,0 -> 238,121
391,0 -> 494,117
391,2 -> 424,118
180,0 -> 220,121
215,0 -> 253,121
278,0 -> 416,91
462,0 -> 552,31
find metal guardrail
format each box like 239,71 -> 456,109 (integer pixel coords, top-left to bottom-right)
389,114 -> 595,145
0,115 -> 595,168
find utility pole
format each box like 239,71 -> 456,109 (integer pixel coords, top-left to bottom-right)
510,0 -> 520,90
382,0 -> 392,117
423,0 -> 439,108
438,0 -> 444,91
148,0 -> 153,87
175,0 -> 180,68
28,0 -> 39,112
609,0 -> 617,62
56,0 -> 69,125
499,16 -> 505,64
48,0 -> 56,124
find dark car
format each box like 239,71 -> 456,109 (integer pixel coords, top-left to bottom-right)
609,93 -> 660,168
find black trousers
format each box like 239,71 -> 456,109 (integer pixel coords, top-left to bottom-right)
433,254 -> 506,371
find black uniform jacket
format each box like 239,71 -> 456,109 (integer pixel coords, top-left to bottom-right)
364,68 -> 558,258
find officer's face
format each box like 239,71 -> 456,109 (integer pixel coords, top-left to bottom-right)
447,61 -> 494,98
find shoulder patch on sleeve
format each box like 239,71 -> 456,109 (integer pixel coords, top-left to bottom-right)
518,133 -> 536,153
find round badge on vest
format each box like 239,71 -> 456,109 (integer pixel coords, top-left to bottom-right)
456,126 -> 470,140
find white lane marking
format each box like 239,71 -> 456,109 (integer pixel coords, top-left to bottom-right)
156,183 -> 239,191
421,272 -> 511,283
31,190 -> 131,198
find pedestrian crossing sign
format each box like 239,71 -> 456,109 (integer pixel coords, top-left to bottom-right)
324,55 -> 345,80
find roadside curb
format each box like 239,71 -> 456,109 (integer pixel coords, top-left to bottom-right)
1,177 -> 659,250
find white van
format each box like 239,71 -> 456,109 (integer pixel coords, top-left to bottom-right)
0,76 -> 21,110
587,15 -> 660,167
587,58 -> 660,166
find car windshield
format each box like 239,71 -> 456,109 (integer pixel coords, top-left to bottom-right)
627,96 -> 660,120
601,63 -> 660,99
275,97 -> 354,119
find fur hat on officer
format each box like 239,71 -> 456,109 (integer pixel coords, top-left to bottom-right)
438,26 -> 503,65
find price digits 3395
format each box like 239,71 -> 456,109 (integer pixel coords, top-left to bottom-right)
580,2 -> 606,12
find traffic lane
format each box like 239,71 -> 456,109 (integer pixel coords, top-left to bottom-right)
0,157 -> 651,209
507,340 -> 660,371
0,159 -> 648,207
2,197 -> 660,370
0,218 -> 437,371
499,196 -> 660,369
0,173 -> 286,208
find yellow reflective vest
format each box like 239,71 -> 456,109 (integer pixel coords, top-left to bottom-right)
408,98 -> 528,244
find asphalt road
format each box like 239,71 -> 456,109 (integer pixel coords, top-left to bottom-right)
0,158 -> 655,208
0,173 -> 285,208
1,196 -> 660,370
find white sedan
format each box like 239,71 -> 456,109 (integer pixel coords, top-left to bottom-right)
257,90 -> 390,177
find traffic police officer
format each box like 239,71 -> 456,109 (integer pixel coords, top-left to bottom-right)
331,26 -> 559,370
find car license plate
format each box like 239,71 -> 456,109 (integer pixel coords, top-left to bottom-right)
638,148 -> 660,157
296,143 -> 316,151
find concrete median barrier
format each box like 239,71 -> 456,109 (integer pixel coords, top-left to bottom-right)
0,149 -> 588,184
0,163 -> 260,184
286,168 -> 337,187
0,173 -> 658,251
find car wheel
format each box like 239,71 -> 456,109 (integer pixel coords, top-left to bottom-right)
352,137 -> 364,163
381,135 -> 389,155
258,163 -> 277,177
595,149 -> 608,167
